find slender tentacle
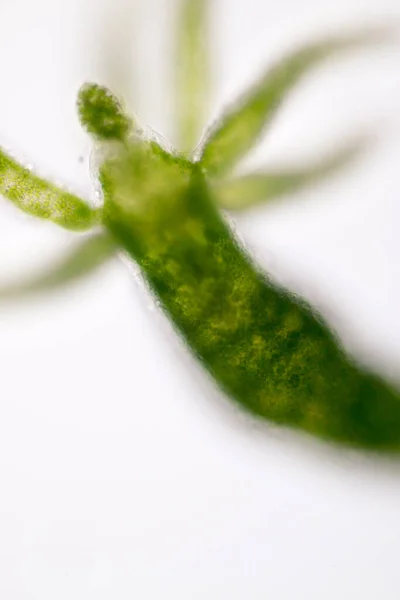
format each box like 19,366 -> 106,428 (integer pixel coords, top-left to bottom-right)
0,231 -> 117,302
0,148 -> 101,231
174,0 -> 211,154
199,28 -> 392,177
212,137 -> 367,210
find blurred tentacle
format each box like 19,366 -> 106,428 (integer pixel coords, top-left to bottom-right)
212,137 -> 368,211
175,0 -> 211,154
0,230 -> 117,302
199,27 -> 393,177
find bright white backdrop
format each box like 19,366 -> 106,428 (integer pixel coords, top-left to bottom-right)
0,0 -> 400,598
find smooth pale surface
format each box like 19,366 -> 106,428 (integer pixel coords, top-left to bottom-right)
0,0 -> 400,598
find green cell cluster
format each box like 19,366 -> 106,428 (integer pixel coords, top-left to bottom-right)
77,82 -> 132,141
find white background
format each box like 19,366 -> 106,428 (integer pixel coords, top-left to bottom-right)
0,0 -> 400,598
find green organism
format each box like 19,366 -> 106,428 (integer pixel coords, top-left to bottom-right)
1,0 -> 398,451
